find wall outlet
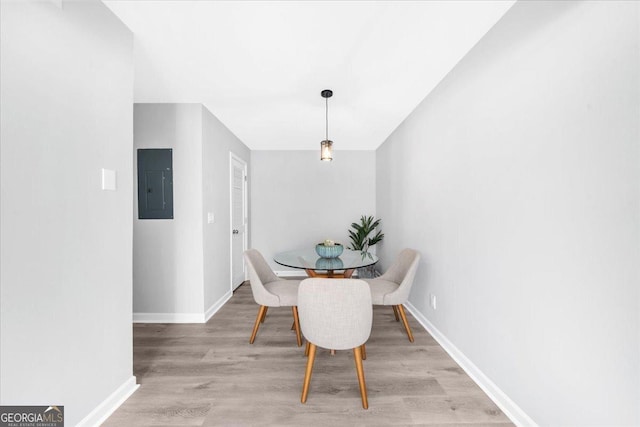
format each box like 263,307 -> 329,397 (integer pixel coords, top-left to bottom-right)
207,212 -> 215,224
430,294 -> 437,310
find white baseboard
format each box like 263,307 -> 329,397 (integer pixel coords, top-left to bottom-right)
404,302 -> 537,427
76,376 -> 138,427
204,290 -> 232,322
132,312 -> 205,323
275,270 -> 362,278
133,291 -> 232,324
274,270 -> 304,277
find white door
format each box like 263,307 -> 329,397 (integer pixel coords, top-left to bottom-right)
230,153 -> 247,290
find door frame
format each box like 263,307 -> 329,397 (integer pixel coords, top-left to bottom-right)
229,151 -> 248,292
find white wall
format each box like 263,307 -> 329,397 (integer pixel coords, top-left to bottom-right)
133,104 -> 251,320
133,104 -> 205,317
0,1 -> 135,425
202,106 -> 251,312
376,1 -> 639,425
251,150 -> 376,272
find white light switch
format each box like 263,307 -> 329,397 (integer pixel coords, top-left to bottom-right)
101,168 -> 116,191
207,212 -> 215,224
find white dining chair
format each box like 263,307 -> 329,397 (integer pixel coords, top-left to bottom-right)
244,249 -> 302,346
298,278 -> 373,409
363,248 -> 420,342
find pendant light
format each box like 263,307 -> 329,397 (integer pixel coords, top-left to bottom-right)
320,89 -> 333,161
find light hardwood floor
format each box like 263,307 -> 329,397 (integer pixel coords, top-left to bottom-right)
104,282 -> 513,426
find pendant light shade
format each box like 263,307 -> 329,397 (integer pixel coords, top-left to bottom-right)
320,89 -> 333,161
320,140 -> 333,161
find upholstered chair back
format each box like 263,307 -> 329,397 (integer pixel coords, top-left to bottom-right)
378,248 -> 420,305
244,249 -> 280,307
298,279 -> 372,351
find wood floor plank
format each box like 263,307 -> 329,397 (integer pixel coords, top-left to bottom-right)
104,282 -> 512,426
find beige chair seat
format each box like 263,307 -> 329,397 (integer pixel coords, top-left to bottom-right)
244,249 -> 302,346
264,280 -> 300,306
366,279 -> 400,305
298,278 -> 372,409
363,248 -> 420,342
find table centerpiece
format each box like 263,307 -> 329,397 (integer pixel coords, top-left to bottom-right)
315,239 -> 344,258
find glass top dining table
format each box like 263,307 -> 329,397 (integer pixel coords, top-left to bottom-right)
274,248 -> 378,278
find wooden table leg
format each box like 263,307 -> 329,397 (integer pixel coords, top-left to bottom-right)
305,269 -> 356,278
305,269 -> 319,277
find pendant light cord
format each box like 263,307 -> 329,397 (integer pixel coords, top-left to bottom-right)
325,96 -> 329,141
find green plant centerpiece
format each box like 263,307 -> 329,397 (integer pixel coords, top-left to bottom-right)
347,215 -> 384,278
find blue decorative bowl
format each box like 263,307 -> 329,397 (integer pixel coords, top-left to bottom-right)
315,243 -> 344,258
315,257 -> 344,270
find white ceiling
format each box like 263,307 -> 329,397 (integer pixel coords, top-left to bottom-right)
104,1 -> 515,150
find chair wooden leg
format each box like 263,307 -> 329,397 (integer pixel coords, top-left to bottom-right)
305,341 -> 310,357
250,305 -> 267,344
397,304 -> 414,343
392,305 -> 400,321
301,343 -> 317,403
292,306 -> 302,347
260,306 -> 268,323
353,346 -> 368,409
361,344 -> 366,360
